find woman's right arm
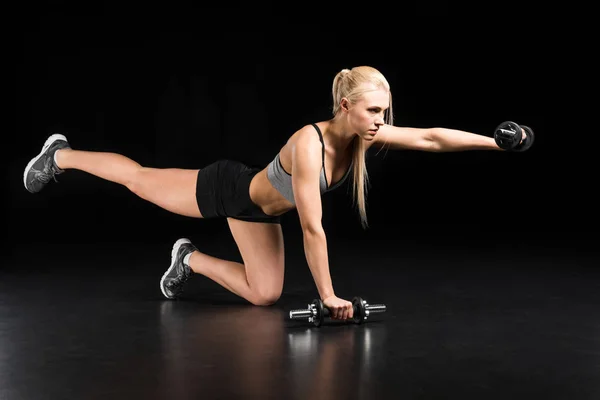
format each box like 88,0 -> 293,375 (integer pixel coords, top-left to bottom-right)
291,129 -> 353,320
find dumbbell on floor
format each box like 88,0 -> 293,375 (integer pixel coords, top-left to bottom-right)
494,120 -> 535,152
289,296 -> 386,327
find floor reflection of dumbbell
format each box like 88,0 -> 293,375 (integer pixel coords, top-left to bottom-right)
288,296 -> 386,327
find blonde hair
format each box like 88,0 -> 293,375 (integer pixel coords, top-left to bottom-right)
331,66 -> 394,229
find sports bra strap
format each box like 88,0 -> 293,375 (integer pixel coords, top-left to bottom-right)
311,123 -> 326,170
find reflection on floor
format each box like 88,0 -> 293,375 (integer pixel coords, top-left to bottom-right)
2,233 -> 599,399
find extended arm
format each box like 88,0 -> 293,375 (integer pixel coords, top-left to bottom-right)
373,125 -> 502,152
429,127 -> 500,152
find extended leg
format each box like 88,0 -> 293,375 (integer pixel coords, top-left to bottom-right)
24,134 -> 202,218
55,148 -> 202,218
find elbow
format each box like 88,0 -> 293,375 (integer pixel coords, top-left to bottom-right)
302,223 -> 325,238
425,128 -> 444,152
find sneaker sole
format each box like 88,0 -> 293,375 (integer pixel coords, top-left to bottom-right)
160,238 -> 192,299
23,133 -> 68,192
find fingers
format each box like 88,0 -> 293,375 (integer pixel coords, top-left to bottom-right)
520,127 -> 526,144
323,296 -> 354,320
331,302 -> 353,320
332,306 -> 343,320
345,302 -> 354,320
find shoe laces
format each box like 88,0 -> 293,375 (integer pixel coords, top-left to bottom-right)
166,261 -> 192,292
35,158 -> 61,184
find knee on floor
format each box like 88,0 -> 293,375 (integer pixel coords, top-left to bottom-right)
249,287 -> 282,306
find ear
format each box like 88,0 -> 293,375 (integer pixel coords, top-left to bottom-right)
340,98 -> 351,112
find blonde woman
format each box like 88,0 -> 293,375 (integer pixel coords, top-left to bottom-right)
23,66 -> 531,321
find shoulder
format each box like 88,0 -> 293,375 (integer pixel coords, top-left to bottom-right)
289,124 -> 323,169
290,124 -> 322,153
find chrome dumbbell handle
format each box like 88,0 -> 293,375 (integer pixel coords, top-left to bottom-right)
365,303 -> 386,314
289,305 -> 316,320
362,303 -> 386,320
353,299 -> 386,322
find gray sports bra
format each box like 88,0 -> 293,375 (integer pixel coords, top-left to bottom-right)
266,123 -> 353,205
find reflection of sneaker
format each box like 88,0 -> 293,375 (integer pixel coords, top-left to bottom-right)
23,134 -> 71,193
160,238 -> 198,299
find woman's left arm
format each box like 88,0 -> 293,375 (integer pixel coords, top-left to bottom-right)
373,125 -> 503,152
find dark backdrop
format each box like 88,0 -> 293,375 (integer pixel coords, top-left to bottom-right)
9,3 -> 596,262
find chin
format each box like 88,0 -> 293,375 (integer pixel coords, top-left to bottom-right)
361,133 -> 376,141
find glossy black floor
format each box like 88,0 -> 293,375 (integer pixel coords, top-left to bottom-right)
3,225 -> 599,400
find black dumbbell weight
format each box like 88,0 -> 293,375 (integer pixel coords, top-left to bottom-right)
494,121 -> 534,151
288,296 -> 386,327
513,125 -> 535,152
494,121 -> 522,150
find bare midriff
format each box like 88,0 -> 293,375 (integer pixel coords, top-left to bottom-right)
249,168 -> 295,217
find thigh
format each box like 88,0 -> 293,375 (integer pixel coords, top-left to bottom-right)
227,218 -> 285,297
136,167 -> 202,218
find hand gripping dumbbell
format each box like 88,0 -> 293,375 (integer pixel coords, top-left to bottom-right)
494,120 -> 535,152
288,296 -> 386,327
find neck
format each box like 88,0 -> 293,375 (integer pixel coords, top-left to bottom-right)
324,117 -> 357,152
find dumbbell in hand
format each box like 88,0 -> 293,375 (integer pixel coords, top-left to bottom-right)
494,120 -> 535,152
289,296 -> 386,327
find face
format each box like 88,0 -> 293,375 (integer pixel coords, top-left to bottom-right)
342,84 -> 390,141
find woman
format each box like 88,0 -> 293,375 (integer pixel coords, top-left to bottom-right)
23,66 -> 518,321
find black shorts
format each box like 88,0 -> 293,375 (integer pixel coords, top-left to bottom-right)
195,159 -> 281,224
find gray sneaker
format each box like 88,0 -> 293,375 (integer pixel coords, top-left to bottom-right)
160,238 -> 198,299
24,134 -> 71,193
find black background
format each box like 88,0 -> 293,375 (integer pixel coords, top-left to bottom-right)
9,2 -> 597,261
